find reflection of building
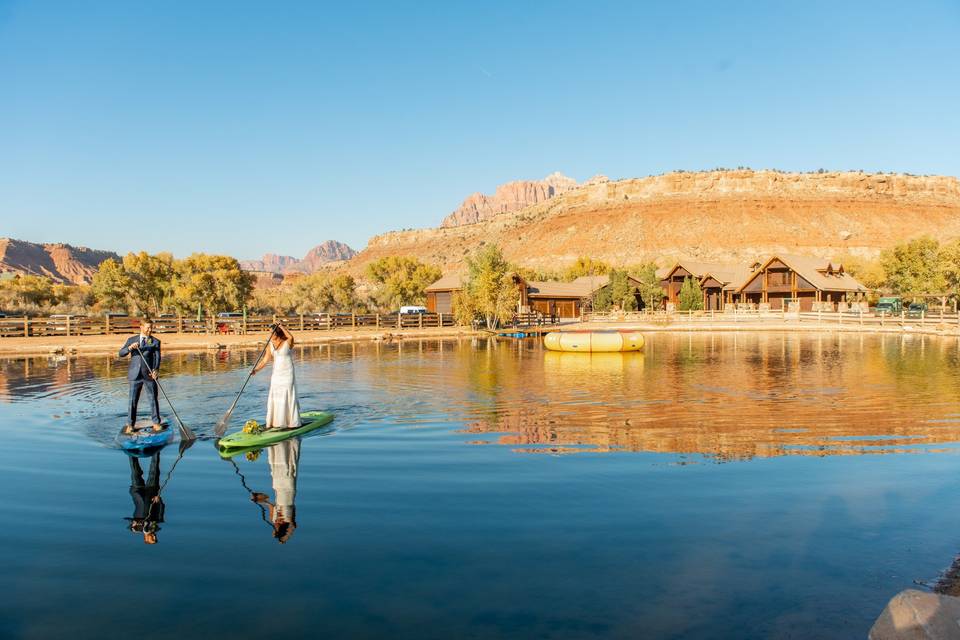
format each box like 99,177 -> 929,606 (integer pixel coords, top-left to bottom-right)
425,273 -> 646,319
461,333 -> 960,460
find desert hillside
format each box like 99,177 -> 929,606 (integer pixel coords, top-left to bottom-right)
0,238 -> 119,285
347,170 -> 960,274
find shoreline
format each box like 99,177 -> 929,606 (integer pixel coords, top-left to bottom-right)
0,326 -> 480,357
3,320 -> 959,357
566,319 -> 960,338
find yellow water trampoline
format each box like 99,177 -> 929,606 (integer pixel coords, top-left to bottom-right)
543,330 -> 645,353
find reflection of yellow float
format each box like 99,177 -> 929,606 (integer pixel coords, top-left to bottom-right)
543,330 -> 645,352
542,350 -> 644,375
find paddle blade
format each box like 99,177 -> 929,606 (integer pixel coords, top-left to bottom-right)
214,409 -> 234,438
177,420 -> 197,442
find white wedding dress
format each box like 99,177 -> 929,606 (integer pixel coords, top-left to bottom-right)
266,340 -> 301,428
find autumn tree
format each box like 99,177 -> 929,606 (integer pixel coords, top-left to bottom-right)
880,237 -> 945,298
90,259 -> 132,312
123,252 -> 174,315
0,275 -> 60,310
563,256 -> 610,281
453,244 -> 520,329
365,256 -> 441,311
172,254 -> 254,316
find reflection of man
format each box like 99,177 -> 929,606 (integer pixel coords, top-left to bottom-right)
251,439 -> 300,544
119,319 -> 162,434
126,453 -> 165,544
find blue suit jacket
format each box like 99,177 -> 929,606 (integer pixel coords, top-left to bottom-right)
119,335 -> 162,381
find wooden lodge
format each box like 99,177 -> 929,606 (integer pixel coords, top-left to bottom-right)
425,273 -> 645,319
658,255 -> 868,311
658,261 -> 753,311
734,254 -> 867,310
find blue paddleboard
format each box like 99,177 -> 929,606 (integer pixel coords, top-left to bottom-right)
118,420 -> 175,456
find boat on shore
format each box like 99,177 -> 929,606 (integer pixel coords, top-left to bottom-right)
543,330 -> 644,353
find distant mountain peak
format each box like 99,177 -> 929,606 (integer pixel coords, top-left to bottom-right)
240,240 -> 357,274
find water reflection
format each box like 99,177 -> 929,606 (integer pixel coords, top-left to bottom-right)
3,332 -> 960,460
228,439 -> 301,544
125,452 -> 164,544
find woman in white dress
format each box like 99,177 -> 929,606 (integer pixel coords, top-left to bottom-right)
252,322 -> 301,429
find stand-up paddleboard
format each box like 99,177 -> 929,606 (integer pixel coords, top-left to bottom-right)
117,419 -> 175,456
217,411 -> 334,454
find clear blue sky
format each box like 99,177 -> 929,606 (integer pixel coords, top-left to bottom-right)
2,1 -> 958,259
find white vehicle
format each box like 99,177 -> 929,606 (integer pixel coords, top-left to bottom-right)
399,305 -> 428,315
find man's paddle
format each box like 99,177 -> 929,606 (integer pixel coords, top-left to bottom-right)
132,343 -> 196,442
214,325 -> 277,439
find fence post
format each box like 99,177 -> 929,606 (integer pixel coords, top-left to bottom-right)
105,314 -> 111,335
439,312 -> 444,327
396,313 -> 401,329
299,313 -> 304,331
817,309 -> 821,325
376,313 -> 380,329
24,316 -> 29,337
419,313 -> 423,329
66,315 -> 71,337
177,315 -> 183,334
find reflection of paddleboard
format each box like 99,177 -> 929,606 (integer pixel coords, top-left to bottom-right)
217,411 -> 334,452
118,419 -> 174,456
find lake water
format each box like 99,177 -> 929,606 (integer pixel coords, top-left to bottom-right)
2,333 -> 960,639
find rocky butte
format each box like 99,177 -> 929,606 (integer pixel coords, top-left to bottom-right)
241,240 -> 357,274
0,238 -> 119,285
346,169 -> 960,274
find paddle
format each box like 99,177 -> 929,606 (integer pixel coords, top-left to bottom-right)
132,342 -> 196,442
214,324 -> 277,439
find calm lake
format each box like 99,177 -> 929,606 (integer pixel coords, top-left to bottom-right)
2,333 -> 960,639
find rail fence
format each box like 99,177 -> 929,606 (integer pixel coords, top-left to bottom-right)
0,312 -> 458,338
583,308 -> 960,329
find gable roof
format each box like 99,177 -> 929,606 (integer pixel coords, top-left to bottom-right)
661,261 -> 744,281
735,255 -> 868,293
424,274 -> 463,292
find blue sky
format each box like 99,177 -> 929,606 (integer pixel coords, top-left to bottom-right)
2,1 -> 958,259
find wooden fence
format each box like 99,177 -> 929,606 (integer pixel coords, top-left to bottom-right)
0,312 -> 458,338
583,308 -> 960,329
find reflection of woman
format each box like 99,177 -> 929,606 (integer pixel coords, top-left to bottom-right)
125,452 -> 164,544
252,323 -> 301,429
251,438 -> 300,544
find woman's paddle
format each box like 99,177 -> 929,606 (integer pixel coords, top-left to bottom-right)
133,344 -> 196,442
214,325 -> 277,439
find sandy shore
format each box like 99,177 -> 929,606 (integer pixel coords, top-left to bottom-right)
0,326 -> 479,357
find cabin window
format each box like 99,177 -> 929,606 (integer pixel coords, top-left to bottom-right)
767,270 -> 791,287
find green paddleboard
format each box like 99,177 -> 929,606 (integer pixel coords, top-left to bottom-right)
217,411 -> 335,452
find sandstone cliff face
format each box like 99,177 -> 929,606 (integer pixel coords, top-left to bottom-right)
242,240 -> 357,274
0,238 -> 118,285
349,170 -> 960,275
440,172 -> 578,227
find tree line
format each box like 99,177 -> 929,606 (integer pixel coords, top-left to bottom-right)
4,236 -> 958,318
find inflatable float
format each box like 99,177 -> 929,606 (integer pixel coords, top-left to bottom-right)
543,330 -> 644,353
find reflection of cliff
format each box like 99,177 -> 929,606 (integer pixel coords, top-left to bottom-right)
462,333 -> 960,460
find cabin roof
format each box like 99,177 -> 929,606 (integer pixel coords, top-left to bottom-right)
424,273 -> 464,292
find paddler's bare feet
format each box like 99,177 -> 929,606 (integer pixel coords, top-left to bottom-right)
151,422 -> 164,432
122,424 -> 135,435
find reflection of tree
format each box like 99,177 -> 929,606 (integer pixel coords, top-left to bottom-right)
463,332 -> 960,460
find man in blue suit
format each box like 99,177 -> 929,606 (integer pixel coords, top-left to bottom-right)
119,318 -> 162,434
